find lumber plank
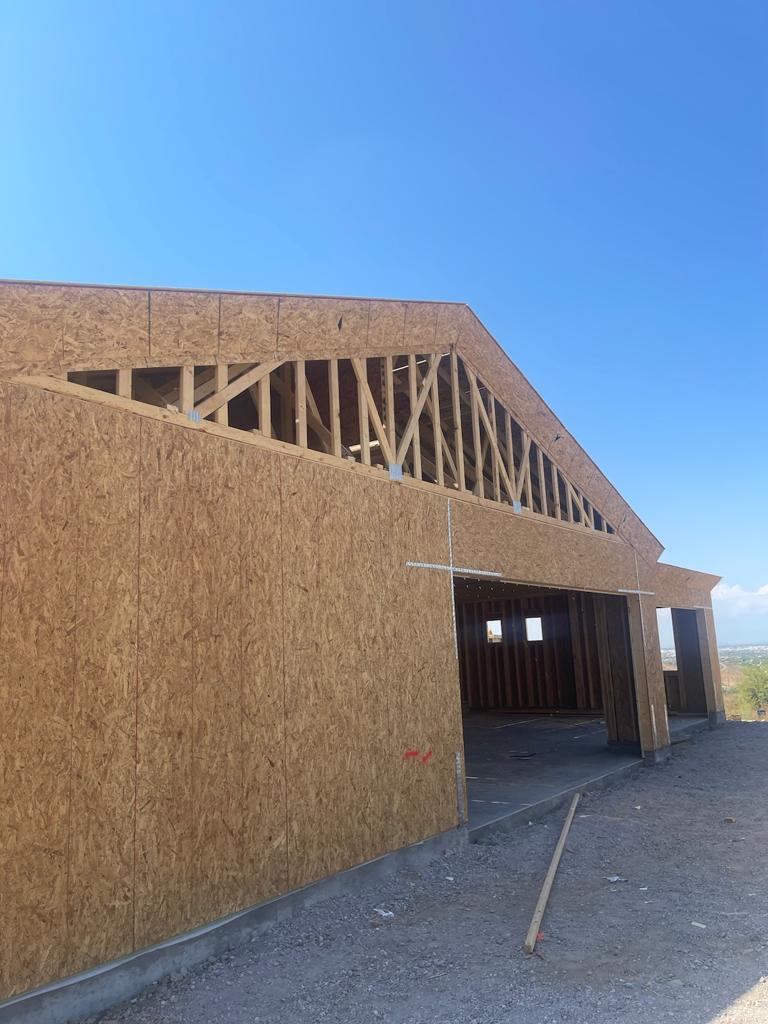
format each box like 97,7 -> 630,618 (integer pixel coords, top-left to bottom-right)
469,367 -> 483,498
537,445 -> 548,516
450,349 -> 466,492
195,360 -> 282,420
396,354 -> 440,467
471,374 -> 515,503
351,357 -> 394,463
431,370 -> 444,487
329,358 -> 341,458
179,366 -> 194,414
296,359 -> 307,448
523,793 -> 580,954
117,368 -> 132,399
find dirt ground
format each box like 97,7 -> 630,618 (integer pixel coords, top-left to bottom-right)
94,723 -> 768,1024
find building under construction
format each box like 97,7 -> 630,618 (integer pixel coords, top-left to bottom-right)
0,280 -> 724,1019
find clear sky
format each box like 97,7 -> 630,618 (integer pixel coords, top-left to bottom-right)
1,2 -> 765,644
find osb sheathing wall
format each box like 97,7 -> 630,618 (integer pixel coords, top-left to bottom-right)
0,281 -> 662,564
0,381 -> 461,1001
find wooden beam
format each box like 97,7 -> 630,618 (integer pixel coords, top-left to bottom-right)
259,371 -> 272,437
356,358 -> 371,465
399,352 -> 442,464
329,358 -> 341,458
213,366 -> 228,425
304,377 -> 332,452
117,368 -> 132,399
515,433 -> 532,504
195,360 -> 282,420
295,359 -> 307,448
551,462 -> 562,520
504,410 -> 516,498
536,445 -> 548,516
568,483 -> 590,528
384,356 -> 395,449
403,355 -> 424,477
431,371 -> 444,487
470,374 -> 515,503
469,365 -> 483,498
352,357 -> 394,464
269,364 -> 332,452
487,393 -> 500,502
179,366 -> 194,413
523,793 -> 580,954
280,364 -> 293,441
132,376 -> 168,408
393,369 -> 458,484
450,349 -> 466,492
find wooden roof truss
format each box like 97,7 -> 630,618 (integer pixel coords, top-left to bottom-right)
67,348 -> 614,533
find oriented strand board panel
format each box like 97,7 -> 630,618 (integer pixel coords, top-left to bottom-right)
0,283 -> 150,376
149,289 -> 220,365
367,299 -> 406,354
452,499 -> 638,595
239,445 -> 288,906
698,607 -> 724,715
0,279 -> 664,567
280,458 -> 389,889
134,419 -> 196,948
403,302 -> 438,351
381,486 -> 462,852
0,381 -> 10,997
60,286 -> 150,371
0,283 -> 65,375
625,593 -> 670,753
650,561 -> 720,609
0,386 -> 80,997
66,403 -> 140,976
219,293 -> 279,364
276,296 -> 369,360
188,431 -> 244,926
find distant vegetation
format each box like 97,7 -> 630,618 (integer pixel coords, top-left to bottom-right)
734,662 -> 768,719
662,645 -> 768,720
718,646 -> 768,721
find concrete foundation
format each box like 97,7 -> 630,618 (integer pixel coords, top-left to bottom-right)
0,828 -> 466,1024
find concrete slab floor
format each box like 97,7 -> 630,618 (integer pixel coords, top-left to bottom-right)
463,710 -> 708,832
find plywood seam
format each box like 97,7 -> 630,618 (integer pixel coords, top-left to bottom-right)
276,297 -> 282,363
0,386 -> 11,991
132,417 -> 143,953
277,457 -> 290,893
0,387 -> 11,682
63,402 -> 84,970
147,292 -> 152,361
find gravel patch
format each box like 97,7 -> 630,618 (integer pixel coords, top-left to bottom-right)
89,723 -> 768,1024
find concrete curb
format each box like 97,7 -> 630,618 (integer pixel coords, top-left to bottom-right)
0,828 -> 467,1024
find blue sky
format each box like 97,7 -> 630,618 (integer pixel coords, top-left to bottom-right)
1,2 -> 765,644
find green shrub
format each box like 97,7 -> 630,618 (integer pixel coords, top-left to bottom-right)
735,663 -> 768,719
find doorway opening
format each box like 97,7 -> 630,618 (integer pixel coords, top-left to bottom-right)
454,578 -> 641,831
658,607 -> 710,719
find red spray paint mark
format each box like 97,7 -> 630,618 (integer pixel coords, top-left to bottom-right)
421,750 -> 433,764
402,750 -> 420,760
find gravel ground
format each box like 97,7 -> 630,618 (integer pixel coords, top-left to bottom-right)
93,722 -> 768,1024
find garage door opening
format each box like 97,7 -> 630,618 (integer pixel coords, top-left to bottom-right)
454,577 -> 642,832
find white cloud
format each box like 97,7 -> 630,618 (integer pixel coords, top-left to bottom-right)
712,582 -> 768,614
